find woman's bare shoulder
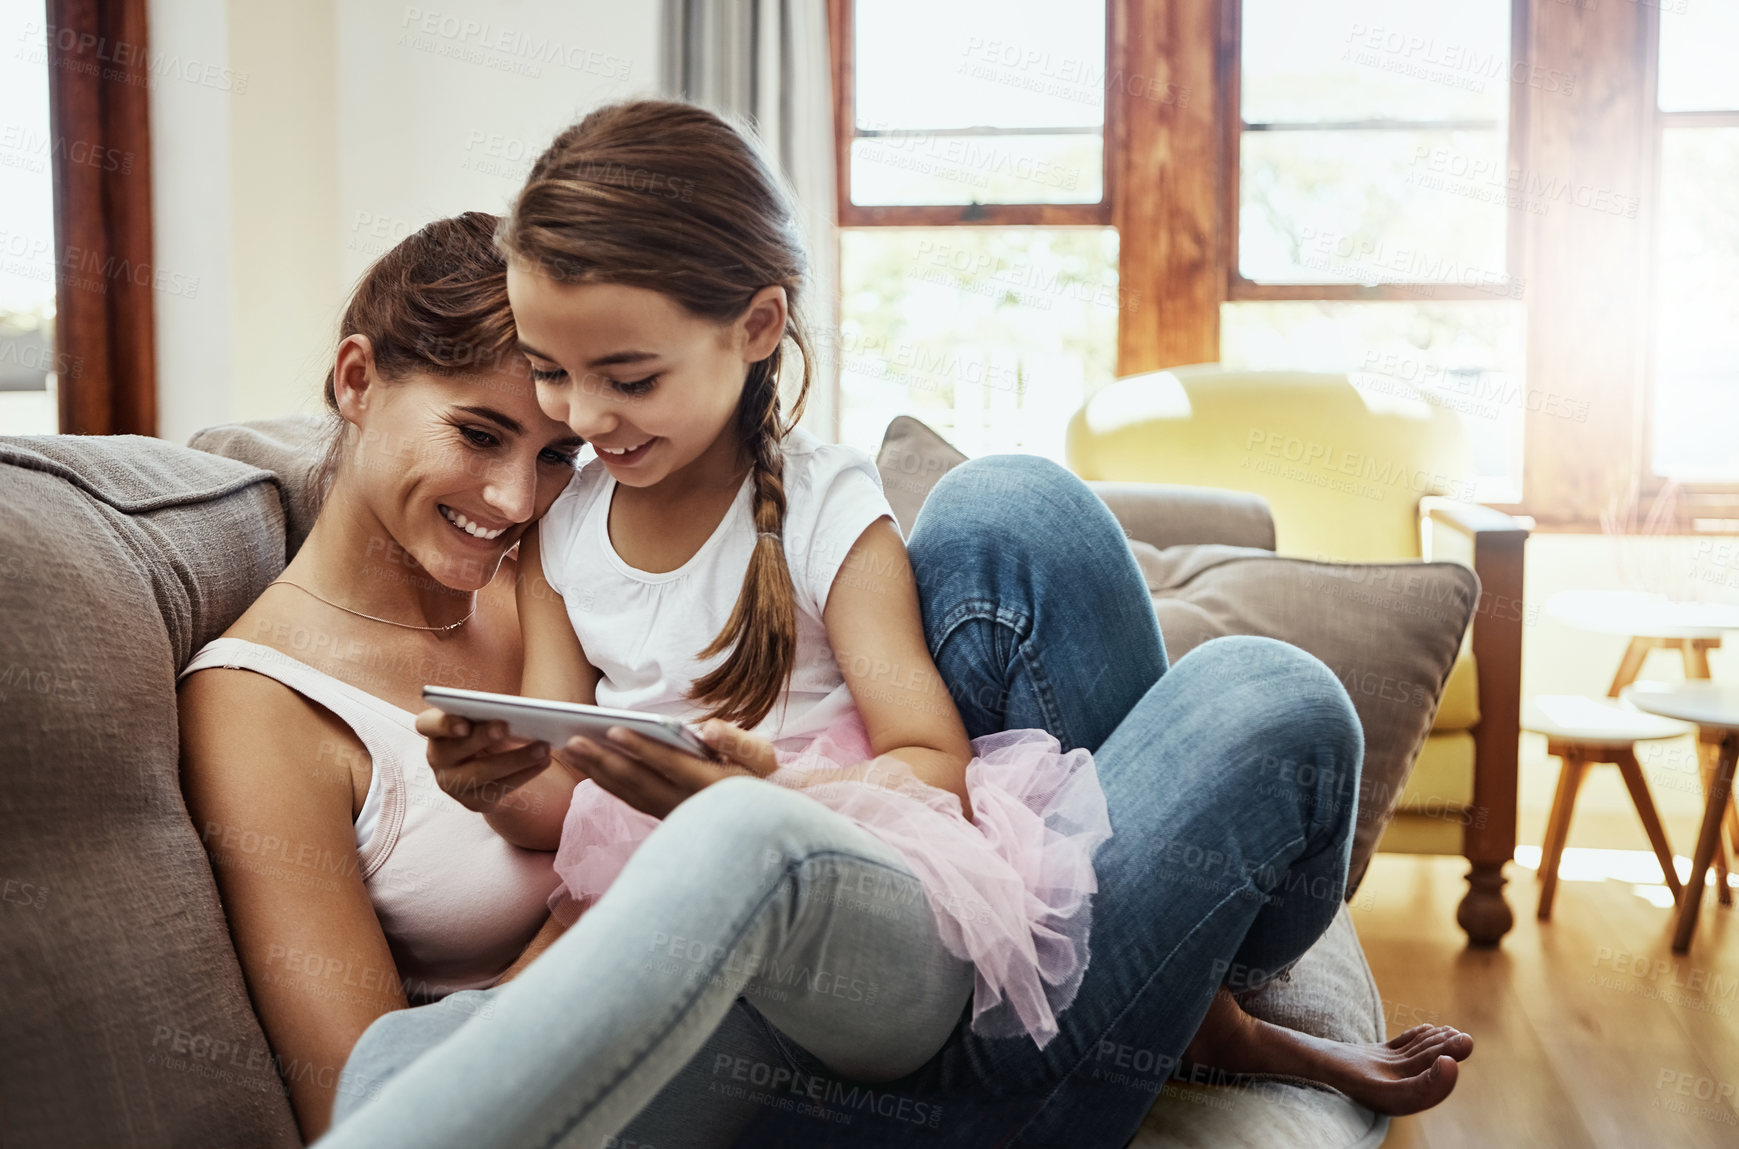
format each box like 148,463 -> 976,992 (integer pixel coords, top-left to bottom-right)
178,658 -> 362,788
179,596 -> 368,801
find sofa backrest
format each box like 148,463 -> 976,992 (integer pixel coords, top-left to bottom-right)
0,434 -> 303,1147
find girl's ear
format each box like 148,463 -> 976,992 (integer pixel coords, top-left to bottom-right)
331,335 -> 379,427
737,286 -> 788,363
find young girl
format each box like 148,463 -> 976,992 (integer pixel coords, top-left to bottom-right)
504,99 -> 1110,1055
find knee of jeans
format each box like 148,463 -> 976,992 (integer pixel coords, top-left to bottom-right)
912,454 -> 1118,569
1193,635 -> 1364,814
916,455 -> 1091,536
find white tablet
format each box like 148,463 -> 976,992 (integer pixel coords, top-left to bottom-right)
420,685 -> 718,760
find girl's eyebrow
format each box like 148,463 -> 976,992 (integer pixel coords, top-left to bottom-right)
585,350 -> 659,369
515,339 -> 659,371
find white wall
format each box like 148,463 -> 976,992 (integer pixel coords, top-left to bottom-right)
153,1 -> 660,443
146,0 -> 236,441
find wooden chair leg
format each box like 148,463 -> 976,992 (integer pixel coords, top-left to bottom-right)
1538,750 -> 1588,921
1613,748 -> 1683,903
1724,791 -> 1739,868
1673,732 -> 1739,953
1607,637 -> 1651,698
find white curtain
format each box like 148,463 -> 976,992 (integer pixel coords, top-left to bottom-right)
661,0 -> 839,440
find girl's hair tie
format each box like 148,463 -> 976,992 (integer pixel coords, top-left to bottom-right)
757,531 -> 782,544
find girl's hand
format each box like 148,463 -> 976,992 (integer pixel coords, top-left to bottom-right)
556,718 -> 777,819
415,710 -> 553,814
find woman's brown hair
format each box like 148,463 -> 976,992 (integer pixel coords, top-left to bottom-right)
315,211 -> 523,501
498,99 -> 813,731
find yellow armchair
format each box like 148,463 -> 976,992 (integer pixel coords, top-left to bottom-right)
1068,363 -> 1529,945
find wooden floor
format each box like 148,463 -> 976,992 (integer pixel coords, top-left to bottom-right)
1352,853 -> 1739,1148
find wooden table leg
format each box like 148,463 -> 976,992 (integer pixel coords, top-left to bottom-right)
1673,731 -> 1739,953
1608,636 -> 1651,699
1681,637 -> 1719,680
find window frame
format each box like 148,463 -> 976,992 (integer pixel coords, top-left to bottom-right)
1219,0 -> 1531,303
828,0 -> 1115,228
830,0 -> 1220,374
44,0 -> 158,436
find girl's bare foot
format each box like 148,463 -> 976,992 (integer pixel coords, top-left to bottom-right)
1181,988 -> 1471,1116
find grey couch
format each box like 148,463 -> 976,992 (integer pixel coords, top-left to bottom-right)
0,415 -> 1480,1148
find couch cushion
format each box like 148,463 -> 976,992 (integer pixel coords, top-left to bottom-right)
1132,904 -> 1389,1149
188,415 -> 333,559
1131,543 -> 1478,894
0,434 -> 301,1148
876,414 -> 970,538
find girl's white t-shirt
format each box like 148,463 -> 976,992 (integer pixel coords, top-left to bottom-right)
537,426 -> 897,750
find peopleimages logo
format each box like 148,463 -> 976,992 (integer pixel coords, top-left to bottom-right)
18,20 -> 249,93
398,8 -> 631,80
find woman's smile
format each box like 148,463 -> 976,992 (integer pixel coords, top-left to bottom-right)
438,503 -> 511,544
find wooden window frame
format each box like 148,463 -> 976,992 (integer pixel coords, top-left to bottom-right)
829,0 -> 1219,373
828,0 -> 1115,229
45,0 -> 157,436
1220,0 -> 1531,304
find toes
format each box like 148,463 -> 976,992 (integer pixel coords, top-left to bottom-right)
1391,1054 -> 1460,1116
1393,1026 -> 1449,1056
1386,1024 -> 1435,1049
1425,1054 -> 1460,1102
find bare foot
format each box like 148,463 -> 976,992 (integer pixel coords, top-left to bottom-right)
1182,988 -> 1472,1116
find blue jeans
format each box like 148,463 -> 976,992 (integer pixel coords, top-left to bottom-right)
735,455 -> 1364,1146
324,456 -> 1363,1148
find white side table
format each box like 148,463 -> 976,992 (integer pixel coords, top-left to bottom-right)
1546,590 -> 1739,697
1624,683 -> 1739,953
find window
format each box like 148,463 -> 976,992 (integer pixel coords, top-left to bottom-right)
10,1 -> 158,438
1221,0 -> 1525,504
1648,3 -> 1739,485
833,1 -> 1735,532
0,5 -> 60,434
832,0 -> 1122,460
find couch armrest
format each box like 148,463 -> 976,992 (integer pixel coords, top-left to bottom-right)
1088,482 -> 1276,552
1420,496 -> 1529,946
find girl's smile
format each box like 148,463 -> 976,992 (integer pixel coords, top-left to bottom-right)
591,438 -> 657,467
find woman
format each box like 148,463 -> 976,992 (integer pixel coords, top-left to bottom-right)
180,210 -> 1467,1149
177,212 -> 584,1138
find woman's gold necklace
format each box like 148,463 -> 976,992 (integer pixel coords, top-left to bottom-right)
268,579 -> 477,633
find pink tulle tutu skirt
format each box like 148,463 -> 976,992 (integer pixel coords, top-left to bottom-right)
547,707 -> 1111,1048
